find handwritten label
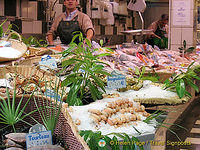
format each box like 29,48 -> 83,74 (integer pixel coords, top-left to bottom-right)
172,0 -> 190,26
26,130 -> 52,149
39,55 -> 57,71
107,71 -> 126,89
44,89 -> 61,101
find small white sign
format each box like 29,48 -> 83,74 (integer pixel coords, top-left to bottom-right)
107,71 -> 126,89
26,130 -> 52,149
39,55 -> 57,71
172,0 -> 191,26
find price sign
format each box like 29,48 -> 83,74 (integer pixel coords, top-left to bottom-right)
44,89 -> 61,101
39,55 -> 57,71
107,71 -> 126,89
26,131 -> 52,148
26,124 -> 52,149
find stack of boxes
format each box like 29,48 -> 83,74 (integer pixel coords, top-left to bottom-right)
91,0 -> 134,44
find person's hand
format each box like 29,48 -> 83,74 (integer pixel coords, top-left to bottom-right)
83,38 -> 91,44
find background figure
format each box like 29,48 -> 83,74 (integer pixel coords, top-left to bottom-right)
47,0 -> 94,45
146,14 -> 169,49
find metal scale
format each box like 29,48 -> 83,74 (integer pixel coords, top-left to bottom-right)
121,0 -> 153,36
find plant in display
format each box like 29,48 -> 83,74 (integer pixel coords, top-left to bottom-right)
21,36 -> 48,47
132,66 -> 159,83
143,109 -> 187,141
0,19 -> 21,41
33,78 -> 64,135
178,40 -> 195,56
163,62 -> 200,98
60,32 -> 111,105
0,19 -> 47,47
80,130 -> 144,150
0,76 -> 37,132
0,19 -> 8,38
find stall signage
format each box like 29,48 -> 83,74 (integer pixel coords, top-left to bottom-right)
44,89 -> 61,101
107,71 -> 126,89
172,0 -> 191,26
26,130 -> 52,148
39,55 -> 57,71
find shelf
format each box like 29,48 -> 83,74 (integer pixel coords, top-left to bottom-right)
113,13 -> 128,18
120,29 -> 153,35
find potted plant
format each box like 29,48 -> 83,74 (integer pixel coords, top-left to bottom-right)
60,32 -> 111,105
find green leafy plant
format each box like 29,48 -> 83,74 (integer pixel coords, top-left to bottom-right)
0,20 -> 21,40
21,36 -> 48,47
79,130 -> 144,150
163,62 -> 200,98
0,73 -> 38,132
0,19 -> 8,38
178,40 -> 195,55
134,66 -> 146,82
143,109 -> 187,141
33,79 -> 64,135
0,20 -> 47,47
60,32 -> 111,105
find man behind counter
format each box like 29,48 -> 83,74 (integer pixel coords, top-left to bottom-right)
47,0 -> 94,45
146,14 -> 169,49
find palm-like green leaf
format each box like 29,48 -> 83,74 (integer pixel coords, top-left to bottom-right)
61,32 -> 110,105
176,79 -> 186,98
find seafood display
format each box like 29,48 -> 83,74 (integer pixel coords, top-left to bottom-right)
88,99 -> 150,127
66,97 -> 156,136
103,80 -> 189,104
0,72 -> 65,98
92,42 -> 200,75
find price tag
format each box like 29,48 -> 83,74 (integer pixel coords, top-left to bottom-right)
26,130 -> 52,149
107,71 -> 126,89
39,55 -> 57,71
44,89 -> 61,101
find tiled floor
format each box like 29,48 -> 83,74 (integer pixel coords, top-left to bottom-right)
184,120 -> 200,150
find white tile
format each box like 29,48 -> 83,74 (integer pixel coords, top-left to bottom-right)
182,28 -> 194,45
28,1 -> 37,20
94,25 -> 100,35
171,28 -> 182,45
105,26 -> 113,35
21,0 -> 29,18
190,0 -> 194,10
189,9 -> 194,27
16,0 -> 20,17
22,21 -> 33,34
33,21 -> 42,34
170,44 -> 181,51
0,0 -> 4,16
117,26 -> 124,35
54,4 -> 63,18
91,6 -> 101,19
126,17 -> 132,27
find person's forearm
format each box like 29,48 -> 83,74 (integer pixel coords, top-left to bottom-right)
47,34 -> 54,45
86,29 -> 94,41
152,33 -> 161,39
